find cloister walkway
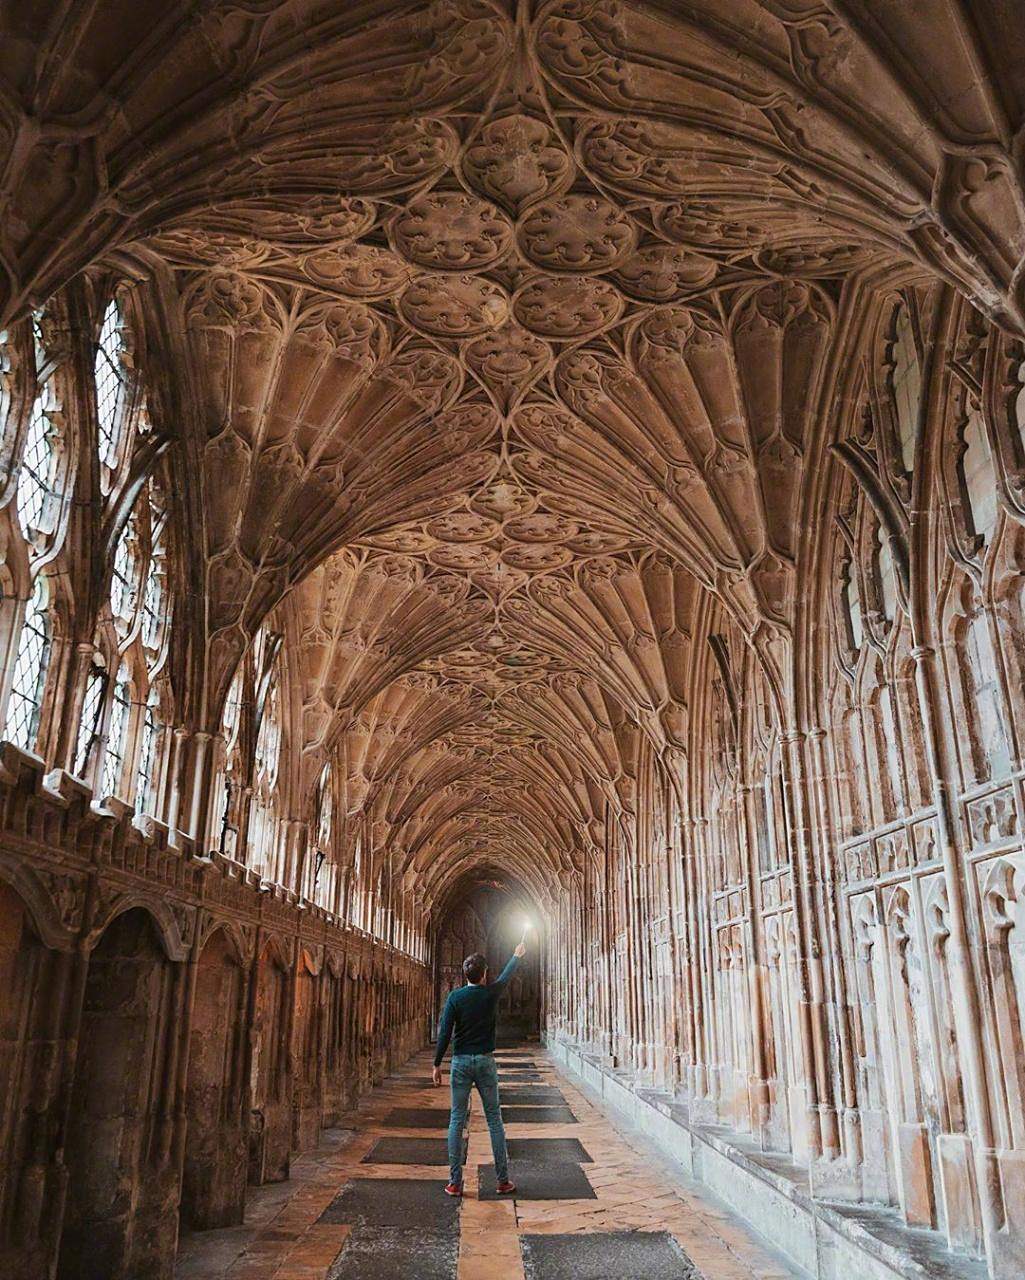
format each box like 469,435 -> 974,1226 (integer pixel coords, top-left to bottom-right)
175,1045 -> 798,1280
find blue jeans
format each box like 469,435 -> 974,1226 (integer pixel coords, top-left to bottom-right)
448,1053 -> 508,1185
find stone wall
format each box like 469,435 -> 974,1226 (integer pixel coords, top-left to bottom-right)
542,289 -> 1025,1280
0,749 -> 430,1280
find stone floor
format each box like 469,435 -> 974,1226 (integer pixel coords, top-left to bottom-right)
175,1046 -> 800,1280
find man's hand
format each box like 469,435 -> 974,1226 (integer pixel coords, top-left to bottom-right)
432,1065 -> 443,1087
514,941 -> 526,959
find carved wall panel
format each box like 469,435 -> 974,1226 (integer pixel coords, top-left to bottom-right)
1,3 -> 1024,1277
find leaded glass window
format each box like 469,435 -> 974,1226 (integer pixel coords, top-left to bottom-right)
110,509 -> 140,629
254,678 -> 281,786
0,329 -> 12,454
17,316 -> 60,539
136,684 -> 161,813
94,298 -> 128,471
75,662 -> 107,777
217,663 -> 245,856
842,556 -> 864,651
6,576 -> 51,750
317,761 -> 333,851
100,665 -> 131,797
141,488 -> 169,656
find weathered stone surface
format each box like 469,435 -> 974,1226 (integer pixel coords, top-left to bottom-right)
521,1231 -> 699,1279
478,1160 -> 596,1201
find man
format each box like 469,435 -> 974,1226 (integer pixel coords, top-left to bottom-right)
432,938 -> 527,1196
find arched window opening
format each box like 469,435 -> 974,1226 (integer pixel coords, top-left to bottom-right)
100,664 -> 132,798
141,487 -> 169,656
249,654 -> 282,878
254,679 -> 281,788
317,761 -> 333,852
5,575 -> 51,751
217,662 -> 245,858
110,508 -> 141,633
350,827 -> 364,929
0,328 -> 13,458
17,315 -> 62,541
75,661 -> 107,778
94,298 -> 130,475
311,760 -> 334,905
136,685 -> 161,814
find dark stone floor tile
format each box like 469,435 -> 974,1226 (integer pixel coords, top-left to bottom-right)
478,1161 -> 596,1201
319,1178 -> 459,1232
502,1106 -> 577,1124
505,1138 -> 592,1163
520,1232 -> 700,1280
382,1108 -> 453,1129
499,1088 -> 567,1105
327,1227 -> 458,1279
361,1136 -> 465,1165
498,1071 -> 543,1081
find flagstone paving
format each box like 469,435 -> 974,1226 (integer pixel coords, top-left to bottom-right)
175,1045 -> 801,1280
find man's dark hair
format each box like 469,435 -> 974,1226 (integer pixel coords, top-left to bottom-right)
463,952 -> 488,983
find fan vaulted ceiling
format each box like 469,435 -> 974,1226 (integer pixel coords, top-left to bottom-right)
2,0 -> 1023,905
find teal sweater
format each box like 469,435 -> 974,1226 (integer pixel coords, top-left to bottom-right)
433,954 -> 520,1066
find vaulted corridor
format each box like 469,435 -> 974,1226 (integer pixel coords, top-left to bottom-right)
2,1 -> 1025,1278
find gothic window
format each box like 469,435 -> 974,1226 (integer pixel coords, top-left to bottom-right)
317,760 -> 333,851
17,314 -> 64,542
100,664 -> 131,797
136,684 -> 161,813
110,507 -> 141,634
0,329 -> 13,461
75,662 -> 107,777
254,677 -> 281,787
89,467 -> 173,809
249,643 -> 282,878
5,575 -> 51,750
141,488 -> 169,657
2,311 -> 75,752
217,662 -> 245,857
93,298 -> 131,477
350,826 -> 365,928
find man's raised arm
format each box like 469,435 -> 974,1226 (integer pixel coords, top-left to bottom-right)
491,940 -> 526,992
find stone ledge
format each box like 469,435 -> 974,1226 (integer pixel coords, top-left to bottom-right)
546,1037 -> 986,1280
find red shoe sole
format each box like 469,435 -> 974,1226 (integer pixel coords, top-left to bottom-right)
496,1183 -> 517,1195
